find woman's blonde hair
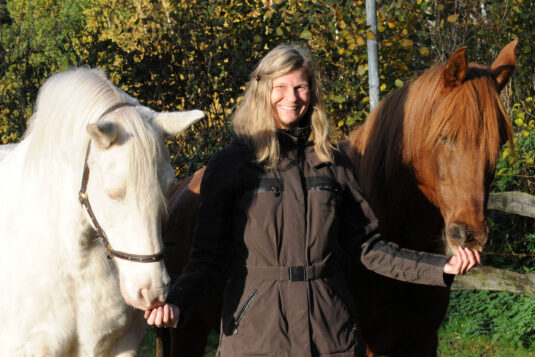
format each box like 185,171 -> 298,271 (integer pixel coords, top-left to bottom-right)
232,44 -> 333,167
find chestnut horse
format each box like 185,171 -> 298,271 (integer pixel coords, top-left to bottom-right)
159,41 -> 517,356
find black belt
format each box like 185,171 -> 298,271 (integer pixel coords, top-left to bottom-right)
233,263 -> 337,282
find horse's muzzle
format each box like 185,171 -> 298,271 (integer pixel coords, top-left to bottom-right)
446,221 -> 488,250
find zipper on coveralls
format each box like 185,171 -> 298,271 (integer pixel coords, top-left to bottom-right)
297,144 -> 309,266
233,288 -> 259,334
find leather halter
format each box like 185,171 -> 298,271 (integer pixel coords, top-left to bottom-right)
78,102 -> 165,263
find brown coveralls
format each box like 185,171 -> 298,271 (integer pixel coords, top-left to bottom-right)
168,129 -> 451,356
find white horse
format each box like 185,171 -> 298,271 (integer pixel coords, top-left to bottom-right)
0,67 -> 204,356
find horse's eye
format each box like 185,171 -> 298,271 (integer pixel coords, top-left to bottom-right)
106,188 -> 125,201
438,133 -> 455,147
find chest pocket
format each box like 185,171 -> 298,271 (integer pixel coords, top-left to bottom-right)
306,176 -> 343,209
306,176 -> 342,194
235,177 -> 284,217
242,177 -> 284,197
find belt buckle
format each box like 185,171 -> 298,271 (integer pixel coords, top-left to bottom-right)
289,266 -> 306,281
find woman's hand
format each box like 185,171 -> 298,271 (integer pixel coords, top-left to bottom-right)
444,247 -> 481,275
144,303 -> 180,328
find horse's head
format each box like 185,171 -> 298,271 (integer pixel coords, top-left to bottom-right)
84,103 -> 204,310
403,41 -> 517,254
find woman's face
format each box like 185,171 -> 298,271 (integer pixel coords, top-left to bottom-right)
270,69 -> 310,129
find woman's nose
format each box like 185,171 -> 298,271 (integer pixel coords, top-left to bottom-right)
285,88 -> 298,101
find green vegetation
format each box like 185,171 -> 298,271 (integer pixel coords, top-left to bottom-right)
441,291 -> 535,352
438,333 -> 534,357
2,0 -> 535,177
137,327 -> 157,357
1,0 -> 534,355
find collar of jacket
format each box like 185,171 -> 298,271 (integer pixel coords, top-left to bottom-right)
277,126 -> 311,149
278,127 -> 328,170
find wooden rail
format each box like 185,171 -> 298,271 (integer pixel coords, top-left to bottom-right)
451,266 -> 535,296
488,191 -> 535,219
453,191 -> 535,296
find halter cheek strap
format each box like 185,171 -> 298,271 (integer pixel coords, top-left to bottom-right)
78,102 -> 165,263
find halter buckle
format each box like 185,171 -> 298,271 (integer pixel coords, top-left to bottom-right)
79,191 -> 88,202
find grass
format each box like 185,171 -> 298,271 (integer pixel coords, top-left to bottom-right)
438,329 -> 534,356
438,290 -> 535,356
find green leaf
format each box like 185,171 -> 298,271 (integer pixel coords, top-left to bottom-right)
447,14 -> 459,23
401,39 -> 413,48
332,94 -> 346,103
300,30 -> 312,40
419,47 -> 430,56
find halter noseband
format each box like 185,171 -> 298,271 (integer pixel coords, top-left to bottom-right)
78,102 -> 165,263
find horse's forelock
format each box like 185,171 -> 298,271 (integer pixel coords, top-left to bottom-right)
403,64 -> 511,167
112,108 -> 169,214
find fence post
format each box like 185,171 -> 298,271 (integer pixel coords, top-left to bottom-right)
366,0 -> 380,111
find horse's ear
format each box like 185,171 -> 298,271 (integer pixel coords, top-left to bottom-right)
443,47 -> 468,87
491,40 -> 518,92
87,121 -> 118,149
153,110 -> 205,136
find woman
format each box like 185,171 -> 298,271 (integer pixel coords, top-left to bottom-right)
145,44 -> 479,356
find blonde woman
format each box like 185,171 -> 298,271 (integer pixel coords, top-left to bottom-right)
145,44 -> 479,356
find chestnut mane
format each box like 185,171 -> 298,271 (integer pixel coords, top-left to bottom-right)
350,64 -> 513,182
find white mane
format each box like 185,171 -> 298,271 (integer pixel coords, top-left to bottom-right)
23,67 -> 168,212
24,68 -> 133,172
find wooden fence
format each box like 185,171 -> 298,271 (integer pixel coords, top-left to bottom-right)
452,191 -> 535,296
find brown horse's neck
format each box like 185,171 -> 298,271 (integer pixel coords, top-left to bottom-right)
345,115 -> 445,254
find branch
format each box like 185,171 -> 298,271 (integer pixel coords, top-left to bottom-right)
488,191 -> 535,219
451,266 -> 535,296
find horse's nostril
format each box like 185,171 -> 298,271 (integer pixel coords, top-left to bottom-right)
447,222 -> 472,244
448,224 -> 463,241
464,231 -> 475,243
